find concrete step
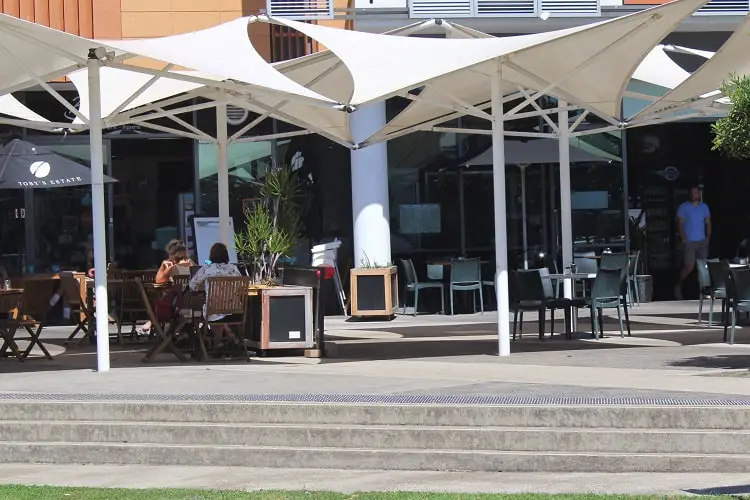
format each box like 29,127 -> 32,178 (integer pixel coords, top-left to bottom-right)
2,401 -> 750,429
2,421 -> 750,455
0,441 -> 749,472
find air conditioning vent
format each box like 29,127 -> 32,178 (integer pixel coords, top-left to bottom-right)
476,0 -> 535,16
695,0 -> 749,15
540,0 -> 599,16
409,0 -> 473,17
226,106 -> 249,126
267,0 -> 334,19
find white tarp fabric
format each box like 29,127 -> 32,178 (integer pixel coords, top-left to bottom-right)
0,94 -> 49,123
464,138 -> 618,166
67,67 -> 219,124
101,18 -> 336,106
0,14 -> 127,96
632,15 -> 750,120
270,0 -> 705,130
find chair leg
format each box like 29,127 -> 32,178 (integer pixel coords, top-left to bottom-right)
723,300 -> 729,343
519,311 -> 524,337
597,308 -> 605,337
731,308 -> 738,345
710,297 -> 715,327
479,286 -> 484,314
413,289 -> 419,317
538,307 -> 545,340
564,307 -> 572,339
698,296 -> 704,325
439,287 -> 445,315
591,305 -> 599,339
623,299 -> 631,337
512,309 -> 518,340
450,288 -> 455,316
549,308 -> 555,336
616,306 -> 624,338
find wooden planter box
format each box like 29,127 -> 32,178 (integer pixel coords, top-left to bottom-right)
350,266 -> 398,318
245,285 -> 314,352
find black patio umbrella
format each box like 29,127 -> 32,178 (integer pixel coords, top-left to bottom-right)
0,139 -> 116,189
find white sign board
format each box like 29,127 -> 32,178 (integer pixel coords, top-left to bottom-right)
192,217 -> 238,264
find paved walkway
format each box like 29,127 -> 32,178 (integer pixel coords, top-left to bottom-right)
0,300 -> 748,401
1,465 -> 750,495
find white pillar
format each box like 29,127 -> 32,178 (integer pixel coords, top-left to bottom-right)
88,52 -> 110,372
216,104 -> 231,247
491,65 -> 511,357
350,102 -> 391,266
558,100 -> 573,300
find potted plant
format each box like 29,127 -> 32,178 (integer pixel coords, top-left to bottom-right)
712,74 -> 750,160
349,254 -> 398,319
234,165 -> 313,353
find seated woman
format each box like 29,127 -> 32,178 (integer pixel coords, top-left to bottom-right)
138,239 -> 194,334
156,239 -> 193,284
189,242 -> 241,350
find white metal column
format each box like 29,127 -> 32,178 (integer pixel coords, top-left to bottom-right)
491,65 -> 510,357
88,52 -> 110,372
216,104 -> 231,247
558,100 -> 573,300
350,102 -> 391,266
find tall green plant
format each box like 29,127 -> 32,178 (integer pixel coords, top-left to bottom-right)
234,165 -> 301,284
712,74 -> 750,159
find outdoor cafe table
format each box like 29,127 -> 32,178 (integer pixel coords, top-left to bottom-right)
543,272 -> 597,337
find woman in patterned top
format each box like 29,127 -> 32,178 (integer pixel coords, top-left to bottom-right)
189,242 -> 241,347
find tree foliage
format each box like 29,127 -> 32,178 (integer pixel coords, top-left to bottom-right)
234,165 -> 301,285
712,74 -> 750,159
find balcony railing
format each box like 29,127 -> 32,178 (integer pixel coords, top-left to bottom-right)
408,0 -> 599,18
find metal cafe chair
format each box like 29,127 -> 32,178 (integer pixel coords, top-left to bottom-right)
449,258 -> 483,315
199,276 -> 251,362
0,291 -> 24,361
587,268 -> 627,339
707,260 -> 730,336
725,268 -> 750,345
400,258 -> 444,316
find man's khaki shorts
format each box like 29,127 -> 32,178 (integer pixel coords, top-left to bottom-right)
684,239 -> 709,268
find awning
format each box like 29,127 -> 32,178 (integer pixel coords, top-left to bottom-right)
464,138 -> 619,166
0,94 -> 49,123
0,139 -> 116,189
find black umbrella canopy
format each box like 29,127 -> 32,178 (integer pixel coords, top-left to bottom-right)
0,139 -> 117,189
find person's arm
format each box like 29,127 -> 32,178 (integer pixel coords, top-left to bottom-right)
155,260 -> 174,284
189,266 -> 207,291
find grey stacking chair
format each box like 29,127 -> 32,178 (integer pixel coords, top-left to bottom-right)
449,258 -> 483,315
400,258 -> 444,316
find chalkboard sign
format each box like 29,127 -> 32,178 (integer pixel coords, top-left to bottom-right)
356,275 -> 386,311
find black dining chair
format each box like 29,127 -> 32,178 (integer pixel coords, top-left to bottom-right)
726,268 -> 750,345
707,260 -> 730,335
513,269 -> 571,340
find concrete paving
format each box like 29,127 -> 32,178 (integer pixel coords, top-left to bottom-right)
1,465 -> 750,495
1,300 -> 749,400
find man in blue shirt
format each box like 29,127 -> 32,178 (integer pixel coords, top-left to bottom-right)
675,185 -> 711,299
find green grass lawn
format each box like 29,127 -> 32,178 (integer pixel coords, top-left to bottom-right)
0,488 -> 713,500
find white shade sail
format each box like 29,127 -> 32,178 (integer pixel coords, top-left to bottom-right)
632,14 -> 750,120
102,18 -> 336,107
464,138 -> 619,166
268,0 -> 705,145
67,67 -> 218,124
0,94 -> 49,123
